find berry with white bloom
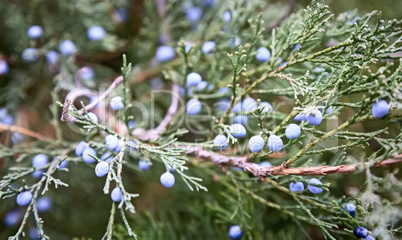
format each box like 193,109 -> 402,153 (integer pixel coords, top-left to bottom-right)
186,72 -> 202,87
27,25 -> 43,39
213,134 -> 228,150
285,124 -> 301,139
82,147 -> 97,164
110,96 -> 124,110
87,26 -> 106,41
372,100 -> 389,118
289,182 -> 304,192
160,172 -> 175,188
156,46 -> 175,62
229,124 -> 246,138
16,191 -> 32,206
255,47 -> 271,62
306,109 -> 323,126
111,187 -> 123,202
0,59 -> 9,75
139,160 -> 150,170
95,161 -> 109,177
105,135 -> 119,151
75,141 -> 89,156
202,41 -> 215,54
267,135 -> 283,152
307,178 -> 323,194
228,225 -> 243,240
186,99 -> 202,115
59,40 -> 76,55
260,102 -> 273,112
249,135 -> 264,152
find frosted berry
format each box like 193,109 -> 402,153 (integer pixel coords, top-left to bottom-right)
218,87 -> 229,94
289,182 -> 304,192
372,100 -> 389,118
216,98 -> 230,112
101,152 -> 113,163
59,40 -> 76,55
230,124 -> 246,138
111,187 -> 123,202
202,41 -> 215,54
105,135 -> 119,151
223,11 -> 231,22
128,140 -> 138,151
267,135 -> 283,152
110,96 -> 124,110
342,203 -> 356,218
185,7 -> 203,24
139,160 -> 150,170
29,227 -> 39,240
260,102 -> 273,112
0,59 -> 9,75
31,170 -> 44,179
307,109 -> 323,126
156,46 -> 175,62
186,72 -> 202,87
242,97 -> 257,112
79,66 -> 95,80
258,161 -> 272,168
27,25 -> 43,39
4,210 -> 21,226
213,134 -> 228,150
82,147 -> 97,164
85,112 -> 98,123
45,51 -> 59,64
232,102 -> 242,113
75,141 -> 89,156
113,139 -> 125,153
22,48 -> 38,62
233,115 -> 248,125
95,161 -> 109,177
36,197 -> 52,212
59,160 -> 68,169
285,124 -> 301,139
294,113 -> 307,122
32,154 -> 48,169
307,178 -> 323,194
197,81 -> 208,92
186,99 -> 202,115
160,172 -> 175,188
16,191 -> 32,206
249,135 -> 264,152
255,47 -> 271,62
365,235 -> 375,240
228,225 -> 243,240
87,26 -> 106,41
353,227 -> 368,239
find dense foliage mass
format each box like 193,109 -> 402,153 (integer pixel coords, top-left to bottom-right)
0,0 -> 401,239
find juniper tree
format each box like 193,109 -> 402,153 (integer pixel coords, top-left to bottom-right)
0,0 -> 401,239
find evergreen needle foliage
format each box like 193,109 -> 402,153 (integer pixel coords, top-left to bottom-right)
0,0 -> 401,239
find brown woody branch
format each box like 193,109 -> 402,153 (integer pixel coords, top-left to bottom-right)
0,122 -> 53,142
187,147 -> 402,176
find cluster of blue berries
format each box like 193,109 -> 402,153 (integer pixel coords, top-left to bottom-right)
247,134 -> 283,153
353,227 -> 374,239
289,178 -> 323,194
